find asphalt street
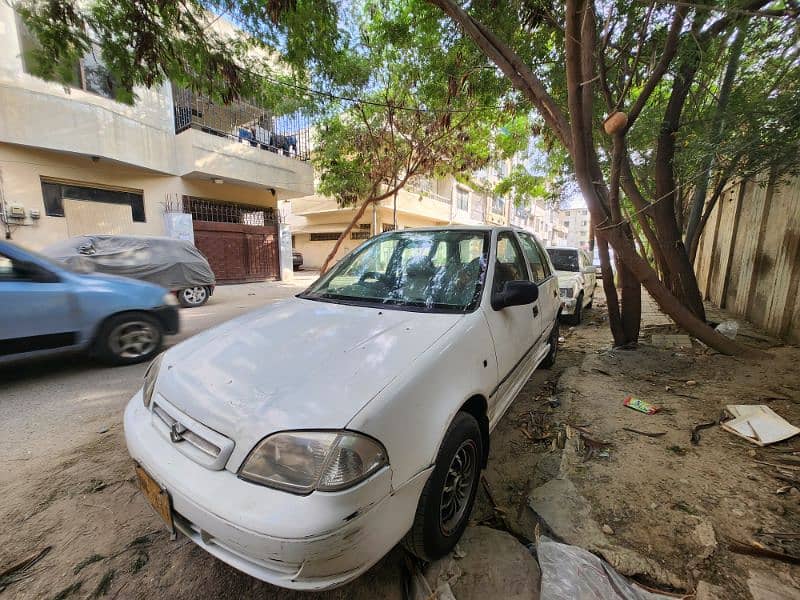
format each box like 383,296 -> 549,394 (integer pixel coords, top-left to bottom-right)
0,272 -> 318,488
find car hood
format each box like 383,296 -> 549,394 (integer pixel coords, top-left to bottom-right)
556,271 -> 582,288
155,297 -> 462,456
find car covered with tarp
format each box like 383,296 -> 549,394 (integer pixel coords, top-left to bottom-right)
43,235 -> 216,307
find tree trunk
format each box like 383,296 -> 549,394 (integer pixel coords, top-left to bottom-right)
319,183 -> 409,273
684,25 -> 746,256
596,233 -> 626,346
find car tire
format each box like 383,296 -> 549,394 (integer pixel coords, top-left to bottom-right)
566,293 -> 583,325
587,296 -> 594,310
94,312 -> 163,366
178,286 -> 209,308
540,320 -> 559,369
404,412 -> 483,561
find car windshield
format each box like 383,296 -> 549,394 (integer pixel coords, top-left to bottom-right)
547,249 -> 580,272
300,230 -> 490,312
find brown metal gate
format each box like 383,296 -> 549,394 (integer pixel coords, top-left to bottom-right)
182,197 -> 280,284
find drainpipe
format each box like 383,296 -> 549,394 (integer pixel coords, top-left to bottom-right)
372,201 -> 378,236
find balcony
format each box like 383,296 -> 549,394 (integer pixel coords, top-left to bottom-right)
172,87 -> 314,197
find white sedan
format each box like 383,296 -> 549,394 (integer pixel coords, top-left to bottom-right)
546,246 -> 597,324
124,226 -> 560,590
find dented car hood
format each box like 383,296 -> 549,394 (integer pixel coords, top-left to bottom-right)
154,297 -> 461,461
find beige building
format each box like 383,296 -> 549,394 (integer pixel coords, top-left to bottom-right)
0,5 -> 313,282
289,175 -> 499,269
562,206 -> 591,248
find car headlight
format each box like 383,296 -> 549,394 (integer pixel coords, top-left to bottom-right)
142,353 -> 164,408
559,287 -> 574,299
163,293 -> 179,306
239,431 -> 388,494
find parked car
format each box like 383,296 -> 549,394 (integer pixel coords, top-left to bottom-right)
125,226 -> 560,590
546,246 -> 596,325
292,249 -> 303,271
0,241 -> 179,366
43,235 -> 216,308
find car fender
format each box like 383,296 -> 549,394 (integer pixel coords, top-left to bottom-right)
346,310 -> 498,489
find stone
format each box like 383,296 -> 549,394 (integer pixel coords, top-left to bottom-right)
602,524 -> 614,535
425,526 -> 540,600
747,570 -> 800,600
695,581 -> 726,600
529,478 -> 684,590
686,380 -> 698,386
789,487 -> 800,497
692,520 -> 717,560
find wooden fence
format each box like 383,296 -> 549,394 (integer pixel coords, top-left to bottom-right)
695,173 -> 800,344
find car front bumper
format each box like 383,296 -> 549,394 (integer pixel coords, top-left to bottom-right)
152,305 -> 180,335
124,392 -> 430,590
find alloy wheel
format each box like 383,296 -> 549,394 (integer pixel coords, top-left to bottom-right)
439,439 -> 478,535
182,286 -> 207,305
108,321 -> 159,359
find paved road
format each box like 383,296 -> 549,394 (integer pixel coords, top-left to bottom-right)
0,272 -> 318,487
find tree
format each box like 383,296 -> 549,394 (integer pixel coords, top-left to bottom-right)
18,0 -> 798,353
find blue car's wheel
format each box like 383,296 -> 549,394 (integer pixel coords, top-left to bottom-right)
94,312 -> 163,365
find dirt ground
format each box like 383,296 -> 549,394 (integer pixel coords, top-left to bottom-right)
1,288 -> 799,599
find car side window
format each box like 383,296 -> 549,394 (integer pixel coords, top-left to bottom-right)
494,233 -> 530,293
0,253 -> 33,282
517,233 -> 549,282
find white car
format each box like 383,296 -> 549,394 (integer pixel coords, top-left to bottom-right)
546,246 -> 597,324
124,227 -> 560,590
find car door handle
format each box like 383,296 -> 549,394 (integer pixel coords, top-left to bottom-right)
532,304 -> 539,317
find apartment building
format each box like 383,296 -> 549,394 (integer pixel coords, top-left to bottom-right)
510,200 -> 568,247
562,206 -> 592,248
0,5 -> 313,282
288,175 -> 494,268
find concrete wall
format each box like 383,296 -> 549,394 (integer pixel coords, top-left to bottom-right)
0,144 -> 277,250
695,173 -> 800,343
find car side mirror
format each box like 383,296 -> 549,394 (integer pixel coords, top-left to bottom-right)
492,280 -> 539,311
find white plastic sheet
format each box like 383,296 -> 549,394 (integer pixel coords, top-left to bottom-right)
537,537 -> 676,600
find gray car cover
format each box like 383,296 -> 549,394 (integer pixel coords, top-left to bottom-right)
43,235 -> 215,290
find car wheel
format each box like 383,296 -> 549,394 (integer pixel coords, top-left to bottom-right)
566,293 -> 583,325
586,297 -> 593,309
404,412 -> 482,561
540,320 -> 559,369
94,313 -> 163,365
179,286 -> 209,307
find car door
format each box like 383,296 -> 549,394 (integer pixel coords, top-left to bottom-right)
517,232 -> 559,334
0,250 -> 80,357
581,250 -> 596,303
482,231 -> 538,427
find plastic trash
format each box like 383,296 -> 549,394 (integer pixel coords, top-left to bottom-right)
537,536 -> 674,600
714,320 -> 739,339
623,395 -> 660,415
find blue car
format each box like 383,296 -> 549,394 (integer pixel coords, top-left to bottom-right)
0,240 -> 179,366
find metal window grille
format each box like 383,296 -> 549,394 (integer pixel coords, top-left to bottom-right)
172,85 -> 311,161
351,230 -> 370,240
310,232 -> 342,241
382,223 -> 396,232
181,197 -> 280,225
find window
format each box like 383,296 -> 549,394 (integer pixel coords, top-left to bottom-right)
16,15 -> 126,101
351,230 -> 370,240
418,178 -> 433,193
382,223 -> 396,232
582,220 -> 588,226
456,188 -> 469,212
494,232 -> 529,293
310,232 -> 342,242
563,221 -> 569,228
41,180 -> 145,222
492,196 -> 506,214
518,233 -> 550,282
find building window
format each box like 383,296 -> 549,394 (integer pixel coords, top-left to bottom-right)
456,188 -> 469,212
492,196 -> 506,214
351,230 -> 370,240
582,220 -> 588,226
563,221 -> 569,228
16,15 -> 126,101
419,178 -> 433,193
310,232 -> 342,241
382,223 -> 396,232
41,180 -> 145,221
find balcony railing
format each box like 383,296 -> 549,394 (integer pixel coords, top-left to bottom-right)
172,85 -> 311,161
